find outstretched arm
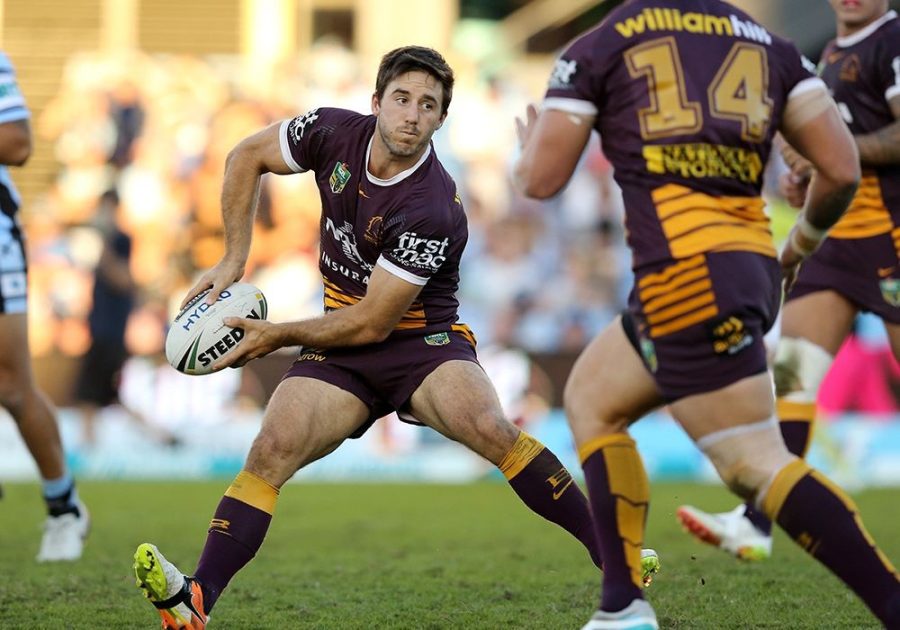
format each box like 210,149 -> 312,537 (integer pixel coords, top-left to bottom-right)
182,122 -> 296,308
212,265 -> 424,370
513,103 -> 594,199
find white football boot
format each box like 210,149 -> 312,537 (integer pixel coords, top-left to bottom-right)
582,599 -> 659,630
134,543 -> 208,629
677,504 -> 772,560
37,501 -> 90,562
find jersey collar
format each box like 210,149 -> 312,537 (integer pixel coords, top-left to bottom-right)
836,10 -> 897,48
364,135 -> 432,187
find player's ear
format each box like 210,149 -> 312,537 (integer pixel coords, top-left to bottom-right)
371,92 -> 381,115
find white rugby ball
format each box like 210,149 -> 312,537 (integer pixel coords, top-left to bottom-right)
165,282 -> 268,375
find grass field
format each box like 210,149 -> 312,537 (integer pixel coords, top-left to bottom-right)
0,481 -> 897,629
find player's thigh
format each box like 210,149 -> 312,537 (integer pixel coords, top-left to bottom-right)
407,359 -> 518,465
564,316 -> 663,444
781,290 -> 857,355
0,313 -> 35,388
668,371 -> 775,443
245,376 -> 370,486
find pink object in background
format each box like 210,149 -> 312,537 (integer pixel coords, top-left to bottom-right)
818,335 -> 900,415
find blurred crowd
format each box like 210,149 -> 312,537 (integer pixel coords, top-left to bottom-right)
18,40 -> 899,436
25,40 -> 632,366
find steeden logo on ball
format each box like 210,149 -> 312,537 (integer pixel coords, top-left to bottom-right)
165,283 -> 268,376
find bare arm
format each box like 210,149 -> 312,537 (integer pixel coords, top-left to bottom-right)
182,122 -> 296,307
778,96 -> 860,287
212,265 -> 424,369
0,119 -> 31,166
780,101 -> 860,233
854,95 -> 900,166
513,104 -> 594,199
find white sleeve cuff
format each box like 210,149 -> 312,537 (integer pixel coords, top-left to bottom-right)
885,84 -> 900,102
377,255 -> 428,286
0,108 -> 28,125
279,119 -> 306,173
787,77 -> 827,100
542,97 -> 598,116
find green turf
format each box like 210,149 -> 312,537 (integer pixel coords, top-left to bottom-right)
0,481 -> 897,628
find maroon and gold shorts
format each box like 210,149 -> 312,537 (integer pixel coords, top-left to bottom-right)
282,327 -> 479,438
624,251 -> 781,402
786,232 -> 900,324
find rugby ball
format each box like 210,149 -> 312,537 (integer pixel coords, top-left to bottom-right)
165,282 -> 268,375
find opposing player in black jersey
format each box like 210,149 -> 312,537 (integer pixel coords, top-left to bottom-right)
131,46 -> 658,629
515,0 -> 900,627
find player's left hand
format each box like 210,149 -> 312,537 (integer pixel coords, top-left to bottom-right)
212,317 -> 283,370
779,225 -> 818,293
515,103 -> 539,150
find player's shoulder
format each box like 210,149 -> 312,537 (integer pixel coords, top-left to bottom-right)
405,154 -> 465,225
290,106 -> 371,131
283,106 -> 373,158
870,12 -> 900,52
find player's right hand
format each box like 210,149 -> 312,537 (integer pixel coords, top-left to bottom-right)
180,257 -> 246,309
778,171 -> 810,208
780,142 -> 813,179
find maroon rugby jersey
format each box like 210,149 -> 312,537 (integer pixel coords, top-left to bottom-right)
818,10 -> 900,240
278,107 -> 471,339
543,0 -> 821,268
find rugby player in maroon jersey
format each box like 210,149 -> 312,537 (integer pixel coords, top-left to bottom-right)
515,0 -> 900,627
680,0 -> 900,570
130,46 -> 659,629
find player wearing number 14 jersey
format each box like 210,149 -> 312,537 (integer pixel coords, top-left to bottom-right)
514,0 -> 900,627
678,0 -> 900,582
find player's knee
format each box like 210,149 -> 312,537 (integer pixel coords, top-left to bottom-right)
714,457 -> 775,501
471,409 -> 518,449
246,429 -> 308,478
698,420 -> 795,502
563,380 -> 625,434
0,366 -> 31,418
772,336 -> 832,400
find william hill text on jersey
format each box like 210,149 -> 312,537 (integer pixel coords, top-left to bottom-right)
615,9 -> 772,44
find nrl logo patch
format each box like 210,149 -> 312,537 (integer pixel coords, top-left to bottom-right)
639,337 -> 658,373
880,278 -> 900,307
329,161 -> 351,194
424,332 -> 450,346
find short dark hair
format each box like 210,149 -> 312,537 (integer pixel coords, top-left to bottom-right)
375,46 -> 454,116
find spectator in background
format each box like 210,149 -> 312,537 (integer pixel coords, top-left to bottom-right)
0,51 -> 88,562
73,190 -> 133,444
72,190 -> 177,447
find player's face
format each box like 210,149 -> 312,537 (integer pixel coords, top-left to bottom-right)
373,70 -> 446,159
829,0 -> 889,31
